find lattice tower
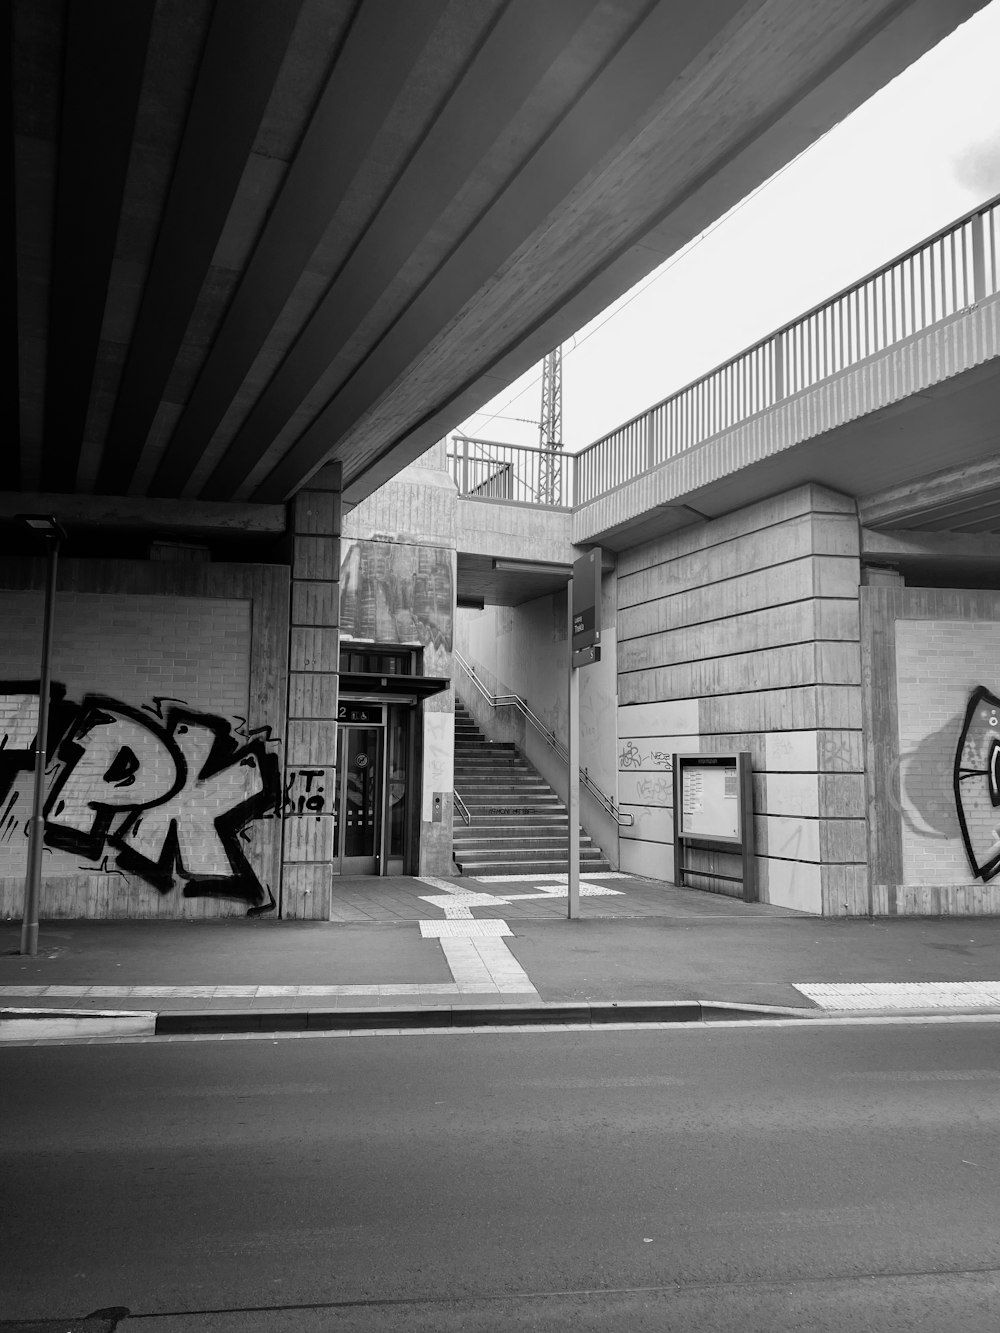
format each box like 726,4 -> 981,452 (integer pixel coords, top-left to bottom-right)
538,344 -> 563,504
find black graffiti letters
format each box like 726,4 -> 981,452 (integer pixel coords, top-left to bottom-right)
0,685 -> 280,904
954,685 -> 1000,883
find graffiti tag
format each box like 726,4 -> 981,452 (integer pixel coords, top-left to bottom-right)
0,684 -> 280,907
954,685 -> 1000,883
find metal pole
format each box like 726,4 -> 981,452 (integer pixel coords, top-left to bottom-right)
567,585 -> 580,920
21,532 -> 60,956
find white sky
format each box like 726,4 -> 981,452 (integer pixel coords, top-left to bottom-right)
459,1 -> 1000,452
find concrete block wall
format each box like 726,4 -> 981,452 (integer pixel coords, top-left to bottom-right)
342,450 -> 457,877
863,583 -> 1000,914
0,560 -> 288,919
617,484 -> 866,914
281,464 -> 341,920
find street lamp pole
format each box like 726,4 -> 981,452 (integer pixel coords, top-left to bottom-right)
19,517 -> 64,957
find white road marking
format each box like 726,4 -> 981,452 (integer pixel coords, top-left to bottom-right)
418,891 -> 505,919
420,920 -> 512,937
795,981 -> 1000,1010
501,885 -> 623,900
439,936 -> 538,996
415,876 -> 471,895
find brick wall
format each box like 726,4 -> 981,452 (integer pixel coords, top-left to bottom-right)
0,591 -> 250,717
0,561 -> 288,920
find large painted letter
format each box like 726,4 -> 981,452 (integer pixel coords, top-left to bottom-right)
44,701 -> 182,859
954,685 -> 1000,883
114,712 -> 276,902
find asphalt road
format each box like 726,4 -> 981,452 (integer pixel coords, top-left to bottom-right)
3,1022 -> 1000,1331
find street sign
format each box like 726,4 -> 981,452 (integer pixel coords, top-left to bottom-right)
571,547 -> 602,658
572,645 -> 601,669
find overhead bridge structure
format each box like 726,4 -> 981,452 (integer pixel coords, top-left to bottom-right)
3,0 -> 995,925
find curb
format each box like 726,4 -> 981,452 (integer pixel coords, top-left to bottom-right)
0,1007 -> 156,1041
153,999 -> 817,1035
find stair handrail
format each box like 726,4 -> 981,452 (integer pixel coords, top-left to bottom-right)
454,789 -> 471,825
454,650 -> 633,827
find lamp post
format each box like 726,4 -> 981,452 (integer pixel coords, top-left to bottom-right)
18,515 -> 65,957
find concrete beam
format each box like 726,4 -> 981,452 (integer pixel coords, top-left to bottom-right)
861,527 -> 1000,564
859,455 -> 1000,528
0,492 -> 287,536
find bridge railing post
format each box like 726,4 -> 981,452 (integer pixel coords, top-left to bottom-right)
972,210 -> 987,304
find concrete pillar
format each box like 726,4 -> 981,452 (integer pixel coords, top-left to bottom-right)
281,464 -> 341,918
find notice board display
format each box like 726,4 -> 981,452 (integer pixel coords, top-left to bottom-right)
679,760 -> 740,839
673,753 -> 756,902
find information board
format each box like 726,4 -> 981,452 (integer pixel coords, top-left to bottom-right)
679,759 -> 739,839
672,752 -> 756,902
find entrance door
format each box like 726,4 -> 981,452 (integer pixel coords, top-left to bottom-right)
335,725 -> 384,874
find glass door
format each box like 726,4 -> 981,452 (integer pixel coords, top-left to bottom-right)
335,725 -> 384,875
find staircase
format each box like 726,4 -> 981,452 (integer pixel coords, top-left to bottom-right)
453,698 -> 612,877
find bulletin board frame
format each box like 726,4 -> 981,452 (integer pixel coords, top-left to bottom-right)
672,752 -> 756,903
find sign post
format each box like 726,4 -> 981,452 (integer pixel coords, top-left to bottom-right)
567,549 -> 602,919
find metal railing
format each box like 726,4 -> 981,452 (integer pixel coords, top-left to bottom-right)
448,435 -> 572,507
454,790 -> 471,826
454,650 -> 633,827
449,194 -> 1000,510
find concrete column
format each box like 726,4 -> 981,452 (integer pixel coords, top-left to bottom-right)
281,463 -> 341,918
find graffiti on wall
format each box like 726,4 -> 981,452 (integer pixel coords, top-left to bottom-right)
0,683 -> 280,908
954,685 -> 1000,883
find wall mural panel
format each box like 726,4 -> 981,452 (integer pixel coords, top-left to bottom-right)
0,682 -> 280,911
340,539 -> 453,650
954,685 -> 1000,883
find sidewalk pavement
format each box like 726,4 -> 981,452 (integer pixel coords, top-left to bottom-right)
3,871 -> 1000,1041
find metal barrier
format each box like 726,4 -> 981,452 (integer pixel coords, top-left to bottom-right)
576,193 -> 999,503
448,194 -> 1000,509
448,436 -> 573,508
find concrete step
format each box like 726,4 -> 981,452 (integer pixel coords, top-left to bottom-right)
454,693 -> 610,877
455,854 -> 613,875
455,757 -> 531,767
455,777 -> 539,788
454,835 -> 599,853
456,849 -> 609,869
459,796 -> 564,810
456,812 -> 569,825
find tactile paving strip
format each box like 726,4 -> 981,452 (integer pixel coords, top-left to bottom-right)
795,982 -> 1000,1010
419,919 -> 512,938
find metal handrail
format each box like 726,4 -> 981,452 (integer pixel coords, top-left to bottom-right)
454,790 -> 471,826
454,649 -> 633,827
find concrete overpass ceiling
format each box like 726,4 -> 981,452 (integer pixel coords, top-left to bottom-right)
457,552 -> 574,609
11,0 -> 988,509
